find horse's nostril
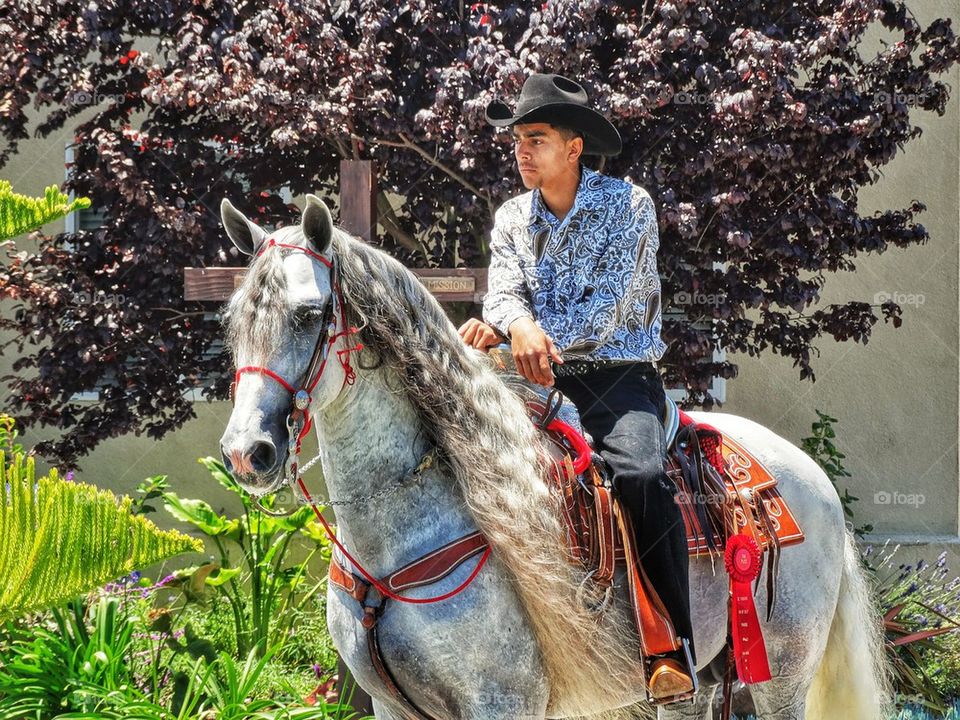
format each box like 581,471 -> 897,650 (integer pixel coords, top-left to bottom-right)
249,441 -> 277,473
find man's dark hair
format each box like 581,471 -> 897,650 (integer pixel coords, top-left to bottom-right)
551,123 -> 601,168
551,124 -> 584,143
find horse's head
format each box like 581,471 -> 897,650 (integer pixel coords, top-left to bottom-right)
218,195 -> 352,494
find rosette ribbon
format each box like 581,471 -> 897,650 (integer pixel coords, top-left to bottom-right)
724,532 -> 772,683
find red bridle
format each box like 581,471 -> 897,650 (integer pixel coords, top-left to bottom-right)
231,238 -> 363,453
228,236 -> 488,607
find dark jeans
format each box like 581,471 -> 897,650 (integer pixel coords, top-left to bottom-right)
554,362 -> 695,663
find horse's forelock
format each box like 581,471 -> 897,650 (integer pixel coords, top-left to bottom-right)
225,231 -> 292,365
226,224 -> 345,366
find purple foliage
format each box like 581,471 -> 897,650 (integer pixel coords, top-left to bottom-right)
0,1 -> 958,466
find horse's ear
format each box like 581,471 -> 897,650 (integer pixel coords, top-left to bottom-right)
221,199 -> 267,256
301,194 -> 333,254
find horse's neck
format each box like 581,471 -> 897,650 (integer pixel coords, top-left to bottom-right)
314,366 -> 474,573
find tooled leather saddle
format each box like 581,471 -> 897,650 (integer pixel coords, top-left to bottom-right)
503,366 -> 806,704
529,387 -> 805,581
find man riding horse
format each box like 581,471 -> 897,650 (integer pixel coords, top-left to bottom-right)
458,72 -> 695,701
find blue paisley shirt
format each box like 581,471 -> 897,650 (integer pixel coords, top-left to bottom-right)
482,166 -> 667,362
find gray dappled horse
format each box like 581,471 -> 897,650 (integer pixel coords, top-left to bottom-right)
218,196 -> 890,720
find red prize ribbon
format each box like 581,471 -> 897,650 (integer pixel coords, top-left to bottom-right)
724,533 -> 772,683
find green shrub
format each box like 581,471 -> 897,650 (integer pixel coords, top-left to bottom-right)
157,458 -> 332,659
800,409 -> 872,536
865,543 -> 960,713
0,596 -> 137,718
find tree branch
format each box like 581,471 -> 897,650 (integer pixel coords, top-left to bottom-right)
375,192 -> 429,260
366,132 -> 495,218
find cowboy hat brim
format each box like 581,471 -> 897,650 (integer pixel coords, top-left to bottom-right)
485,101 -> 622,157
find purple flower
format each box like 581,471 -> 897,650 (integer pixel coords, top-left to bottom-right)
65,471 -> 75,482
313,663 -> 323,679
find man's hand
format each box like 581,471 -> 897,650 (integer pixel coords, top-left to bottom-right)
457,318 -> 506,350
508,317 -> 564,386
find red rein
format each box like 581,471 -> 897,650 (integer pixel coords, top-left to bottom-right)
298,477 -> 492,604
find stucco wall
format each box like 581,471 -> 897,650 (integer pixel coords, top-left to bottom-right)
721,1 -> 960,568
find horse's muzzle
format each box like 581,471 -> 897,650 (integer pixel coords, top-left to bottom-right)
220,438 -> 286,494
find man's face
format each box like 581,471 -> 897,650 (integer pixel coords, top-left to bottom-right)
512,123 -> 582,189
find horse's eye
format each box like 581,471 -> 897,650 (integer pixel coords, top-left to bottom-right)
292,308 -> 323,333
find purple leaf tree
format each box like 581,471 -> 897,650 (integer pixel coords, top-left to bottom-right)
1,0 -> 957,466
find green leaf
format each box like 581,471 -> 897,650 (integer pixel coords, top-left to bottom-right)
206,566 -> 242,587
199,456 -> 243,494
300,518 -> 333,548
0,181 -> 91,241
162,493 -> 230,536
274,505 -> 316,532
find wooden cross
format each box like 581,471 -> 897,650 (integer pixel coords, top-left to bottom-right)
183,160 -> 487,304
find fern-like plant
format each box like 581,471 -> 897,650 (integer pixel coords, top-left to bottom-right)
0,451 -> 203,619
0,180 -> 91,241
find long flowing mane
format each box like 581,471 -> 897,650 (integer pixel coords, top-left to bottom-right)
328,229 -> 644,715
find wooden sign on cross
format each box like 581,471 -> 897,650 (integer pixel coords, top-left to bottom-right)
183,160 -> 487,304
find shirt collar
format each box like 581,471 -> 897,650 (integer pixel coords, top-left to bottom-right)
530,165 -> 597,228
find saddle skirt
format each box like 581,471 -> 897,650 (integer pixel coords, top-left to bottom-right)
491,354 -> 805,671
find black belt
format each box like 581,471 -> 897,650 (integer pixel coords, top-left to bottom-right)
553,359 -> 656,378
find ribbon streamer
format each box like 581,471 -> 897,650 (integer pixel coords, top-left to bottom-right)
724,532 -> 772,683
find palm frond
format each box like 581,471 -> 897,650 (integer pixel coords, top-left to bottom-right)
0,451 -> 203,618
0,180 -> 91,241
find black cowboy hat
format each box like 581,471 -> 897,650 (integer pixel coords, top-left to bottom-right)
485,73 -> 622,157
